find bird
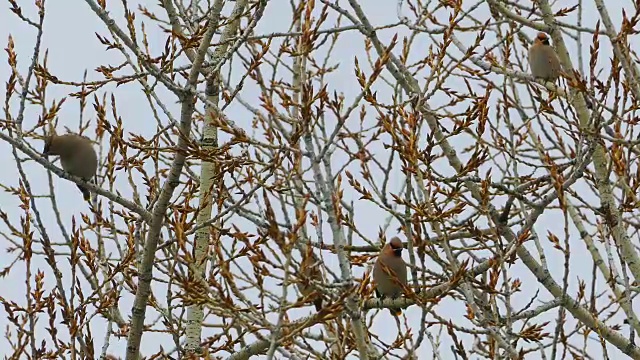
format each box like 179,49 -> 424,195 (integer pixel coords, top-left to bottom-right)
528,32 -> 561,83
297,248 -> 324,312
373,236 -> 408,316
43,133 -> 98,202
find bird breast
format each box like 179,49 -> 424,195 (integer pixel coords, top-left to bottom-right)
373,256 -> 407,298
529,45 -> 561,81
60,149 -> 98,180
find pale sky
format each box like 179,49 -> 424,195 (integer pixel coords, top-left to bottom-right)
0,0 -> 635,359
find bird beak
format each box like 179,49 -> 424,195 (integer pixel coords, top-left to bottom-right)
393,248 -> 402,256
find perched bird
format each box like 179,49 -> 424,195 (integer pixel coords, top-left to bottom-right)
297,249 -> 325,312
373,237 -> 408,316
528,32 -> 561,83
43,133 -> 98,202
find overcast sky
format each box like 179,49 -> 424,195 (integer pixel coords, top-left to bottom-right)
0,0 -> 636,359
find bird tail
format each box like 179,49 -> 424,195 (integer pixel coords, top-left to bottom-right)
77,184 -> 91,202
388,308 -> 402,316
313,298 -> 324,312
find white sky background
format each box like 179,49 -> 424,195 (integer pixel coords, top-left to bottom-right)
0,0 -> 637,359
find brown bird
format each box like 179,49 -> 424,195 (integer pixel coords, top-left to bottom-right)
297,249 -> 324,311
43,133 -> 98,202
373,237 -> 407,316
529,32 -> 561,83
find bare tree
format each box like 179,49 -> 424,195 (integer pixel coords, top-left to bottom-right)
2,0 -> 640,359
